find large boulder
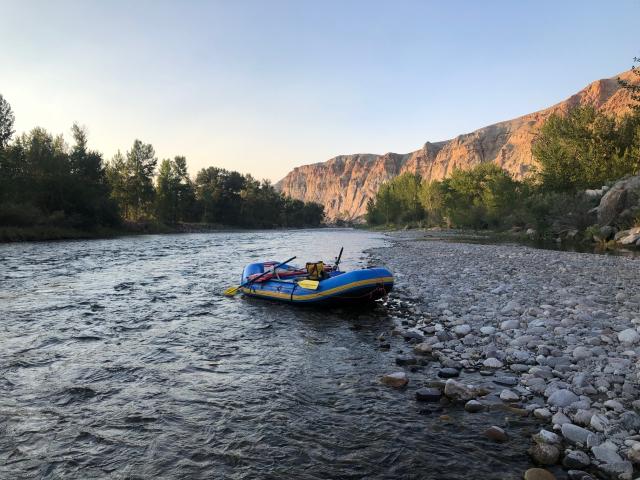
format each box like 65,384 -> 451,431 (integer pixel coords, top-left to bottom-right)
617,226 -> 640,246
597,175 -> 640,227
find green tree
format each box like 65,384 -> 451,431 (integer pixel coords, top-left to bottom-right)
0,94 -> 15,149
155,156 -> 194,224
0,92 -> 323,233
106,151 -> 129,218
0,90 -> 325,233
195,166 -> 224,223
240,175 -> 280,227
301,201 -> 324,226
193,166 -> 322,227
0,123 -> 117,229
378,183 -> 402,225
419,180 -> 447,226
366,173 -> 423,225
619,57 -> 640,112
365,198 -> 381,225
66,123 -> 118,227
126,139 -> 157,220
440,163 -> 518,228
18,127 -> 69,213
194,167 -> 246,224
366,163 -> 520,229
171,156 -> 197,221
0,95 -> 16,203
532,106 -> 640,191
155,158 -> 176,223
393,172 -> 423,223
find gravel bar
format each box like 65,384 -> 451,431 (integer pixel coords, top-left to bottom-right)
369,231 -> 640,480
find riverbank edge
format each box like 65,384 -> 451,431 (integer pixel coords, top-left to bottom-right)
366,226 -> 640,255
0,222 -> 328,243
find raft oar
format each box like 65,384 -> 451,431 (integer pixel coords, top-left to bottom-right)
223,256 -> 297,297
334,246 -> 344,270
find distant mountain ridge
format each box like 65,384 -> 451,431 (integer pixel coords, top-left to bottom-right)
276,70 -> 639,221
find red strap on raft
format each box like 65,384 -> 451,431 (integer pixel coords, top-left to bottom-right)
248,262 -> 334,283
248,269 -> 306,282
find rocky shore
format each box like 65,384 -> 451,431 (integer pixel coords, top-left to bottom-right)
370,231 -> 640,480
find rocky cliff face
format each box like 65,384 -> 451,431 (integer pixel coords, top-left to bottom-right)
277,70 -> 639,221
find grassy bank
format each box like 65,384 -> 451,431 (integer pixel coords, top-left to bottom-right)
0,226 -> 125,242
0,222 -> 174,243
0,221 -> 327,243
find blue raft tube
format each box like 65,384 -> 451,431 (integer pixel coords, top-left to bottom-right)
240,260 -> 394,305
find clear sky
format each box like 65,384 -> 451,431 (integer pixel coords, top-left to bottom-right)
1,0 -> 638,181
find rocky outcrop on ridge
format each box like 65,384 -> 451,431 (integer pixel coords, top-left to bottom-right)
278,70 -> 639,221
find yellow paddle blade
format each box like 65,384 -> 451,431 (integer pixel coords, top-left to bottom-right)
223,285 -> 241,296
298,279 -> 319,290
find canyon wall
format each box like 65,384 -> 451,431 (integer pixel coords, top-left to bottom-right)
277,70 -> 638,221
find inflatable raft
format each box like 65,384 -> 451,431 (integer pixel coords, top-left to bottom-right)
240,260 -> 394,305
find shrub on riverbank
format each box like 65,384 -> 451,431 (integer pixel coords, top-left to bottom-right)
533,106 -> 640,192
366,110 -> 640,240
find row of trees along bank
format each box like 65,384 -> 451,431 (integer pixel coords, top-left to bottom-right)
367,71 -> 640,236
0,95 -> 324,239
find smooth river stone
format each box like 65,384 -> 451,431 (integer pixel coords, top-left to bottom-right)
453,324 -> 471,336
494,375 -> 518,386
618,328 -> 639,345
591,441 -> 623,464
533,429 -> 561,445
561,424 -> 591,445
443,379 -> 477,401
484,426 -> 508,442
620,411 -> 640,431
437,367 -> 460,378
381,372 -> 408,388
528,443 -> 560,465
566,470 -> 593,480
464,399 -> 484,413
563,450 -> 590,469
524,468 -> 557,480
547,389 -> 579,407
499,389 -> 519,402
483,358 -> 503,368
533,408 -> 553,421
395,355 -> 417,366
413,342 -> 433,355
415,387 -> 441,402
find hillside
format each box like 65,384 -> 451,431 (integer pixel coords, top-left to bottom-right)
277,70 -> 639,221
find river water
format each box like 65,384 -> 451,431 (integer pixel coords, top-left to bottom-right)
0,229 -> 538,479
